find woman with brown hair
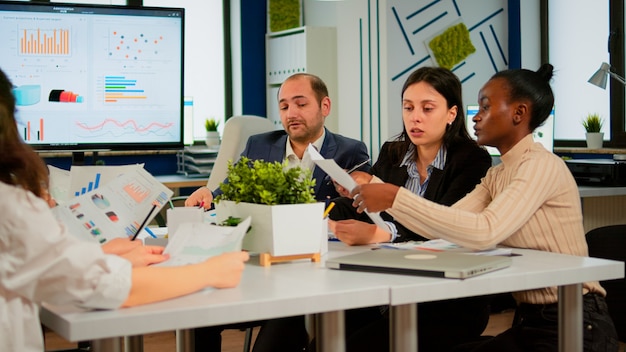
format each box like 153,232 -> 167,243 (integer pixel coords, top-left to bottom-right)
0,67 -> 250,352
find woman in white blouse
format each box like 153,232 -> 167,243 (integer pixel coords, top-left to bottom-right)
0,68 -> 250,352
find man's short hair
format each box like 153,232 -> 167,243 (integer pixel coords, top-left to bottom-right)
281,73 -> 329,105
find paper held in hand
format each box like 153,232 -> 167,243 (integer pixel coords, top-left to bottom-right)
154,216 -> 252,267
307,144 -> 388,230
51,167 -> 173,244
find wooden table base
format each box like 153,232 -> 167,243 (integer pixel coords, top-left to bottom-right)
259,252 -> 321,266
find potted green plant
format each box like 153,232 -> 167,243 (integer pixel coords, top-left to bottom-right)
582,113 -> 604,149
214,157 -> 324,259
204,118 -> 220,148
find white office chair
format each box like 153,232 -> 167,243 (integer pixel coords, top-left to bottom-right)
206,115 -> 275,190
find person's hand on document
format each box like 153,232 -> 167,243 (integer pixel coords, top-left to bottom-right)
329,219 -> 392,245
334,171 -> 372,197
185,186 -> 214,209
102,237 -> 143,255
351,183 -> 400,213
203,251 -> 250,288
120,245 -> 170,267
102,237 -> 170,267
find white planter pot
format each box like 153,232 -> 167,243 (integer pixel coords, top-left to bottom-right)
585,132 -> 604,149
214,200 -> 324,256
205,131 -> 221,147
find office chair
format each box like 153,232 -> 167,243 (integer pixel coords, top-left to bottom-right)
206,115 -> 275,191
585,224 -> 626,342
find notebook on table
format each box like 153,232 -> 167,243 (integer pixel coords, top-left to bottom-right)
326,248 -> 512,279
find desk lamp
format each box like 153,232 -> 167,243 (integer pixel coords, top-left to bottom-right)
587,62 -> 626,161
588,62 -> 626,89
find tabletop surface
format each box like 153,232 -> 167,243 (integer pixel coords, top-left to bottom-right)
41,242 -> 624,342
577,185 -> 626,197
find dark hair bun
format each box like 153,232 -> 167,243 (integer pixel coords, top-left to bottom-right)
536,63 -> 554,82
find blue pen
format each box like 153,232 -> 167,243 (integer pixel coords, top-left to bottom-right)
144,227 -> 157,238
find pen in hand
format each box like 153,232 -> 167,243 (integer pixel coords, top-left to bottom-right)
131,204 -> 158,241
325,159 -> 371,185
346,159 -> 371,174
323,201 -> 336,218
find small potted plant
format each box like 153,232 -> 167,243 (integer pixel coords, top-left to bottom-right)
204,118 -> 220,148
214,157 -> 324,262
582,113 -> 604,149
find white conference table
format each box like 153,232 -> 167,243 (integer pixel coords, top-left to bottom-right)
41,246 -> 390,352
41,243 -> 624,352
382,248 -> 624,352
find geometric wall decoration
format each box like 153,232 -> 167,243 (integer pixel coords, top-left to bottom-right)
428,22 -> 476,69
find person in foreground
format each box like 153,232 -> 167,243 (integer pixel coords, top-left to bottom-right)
0,68 -> 249,352
185,72 -> 371,209
350,63 -> 619,352
187,73 -> 370,351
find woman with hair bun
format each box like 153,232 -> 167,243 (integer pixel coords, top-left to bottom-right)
351,64 -> 619,352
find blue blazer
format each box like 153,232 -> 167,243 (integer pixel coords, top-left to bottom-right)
217,128 -> 370,201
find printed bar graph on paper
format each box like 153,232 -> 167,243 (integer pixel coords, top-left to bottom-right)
154,191 -> 170,206
74,173 -> 102,197
83,220 -> 96,230
19,28 -> 70,56
123,182 -> 149,203
124,221 -> 141,237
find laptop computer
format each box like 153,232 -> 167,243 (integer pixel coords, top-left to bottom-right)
326,248 -> 512,279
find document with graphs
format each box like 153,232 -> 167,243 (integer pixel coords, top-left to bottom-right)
52,167 -> 173,244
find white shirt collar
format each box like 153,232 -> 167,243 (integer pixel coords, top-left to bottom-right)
285,129 -> 326,172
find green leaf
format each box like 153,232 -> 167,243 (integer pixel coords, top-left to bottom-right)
214,156 -> 316,205
582,113 -> 603,132
204,118 -> 219,132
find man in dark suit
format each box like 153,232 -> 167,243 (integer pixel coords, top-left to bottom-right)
185,73 -> 370,207
187,73 -> 371,351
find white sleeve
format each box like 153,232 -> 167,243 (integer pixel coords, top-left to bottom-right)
0,184 -> 131,310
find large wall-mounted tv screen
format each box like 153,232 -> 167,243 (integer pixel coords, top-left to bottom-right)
0,1 -> 184,151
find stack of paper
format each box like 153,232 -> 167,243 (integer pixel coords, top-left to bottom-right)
380,239 -> 513,256
154,217 -> 252,267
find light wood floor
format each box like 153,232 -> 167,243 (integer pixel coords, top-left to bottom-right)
45,311 -> 515,352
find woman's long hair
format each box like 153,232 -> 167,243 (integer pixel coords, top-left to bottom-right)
0,68 -> 49,198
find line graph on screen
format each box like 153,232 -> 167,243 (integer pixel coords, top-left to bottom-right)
74,118 -> 175,139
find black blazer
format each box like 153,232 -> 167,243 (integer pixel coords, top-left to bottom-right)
330,137 -> 492,242
215,128 -> 371,201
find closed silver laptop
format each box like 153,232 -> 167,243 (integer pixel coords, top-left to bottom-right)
326,248 -> 512,279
